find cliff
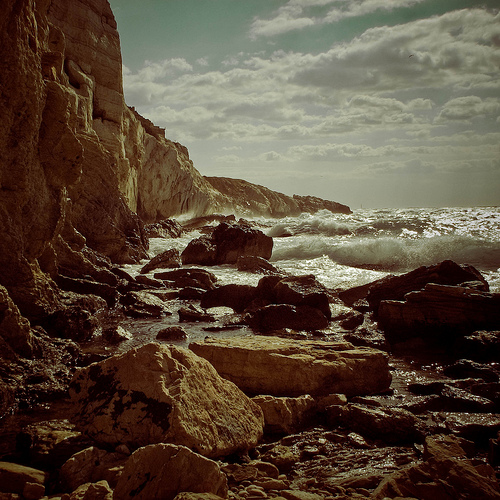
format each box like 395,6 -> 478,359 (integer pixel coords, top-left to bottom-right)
0,0 -> 350,354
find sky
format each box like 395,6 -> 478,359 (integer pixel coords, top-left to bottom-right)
108,0 -> 500,209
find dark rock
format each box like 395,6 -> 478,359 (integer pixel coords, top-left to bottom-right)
443,359 -> 499,383
102,325 -> 132,344
156,327 -> 187,341
42,305 -> 101,342
181,222 -> 273,266
155,268 -> 217,291
378,284 -> 500,343
437,413 -> 500,444
121,291 -> 173,318
237,256 -> 280,275
201,285 -> 257,313
336,310 -> 365,330
134,274 -> 165,288
139,248 -> 181,274
178,287 -> 206,300
144,219 -> 183,239
246,304 -> 329,332
454,331 -> 500,362
55,275 -> 117,307
255,275 -> 283,302
367,260 -> 488,314
178,304 -> 216,323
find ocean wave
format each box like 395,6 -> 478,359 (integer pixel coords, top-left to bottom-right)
271,234 -> 500,272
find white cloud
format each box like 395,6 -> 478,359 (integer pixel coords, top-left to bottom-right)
434,96 -> 500,123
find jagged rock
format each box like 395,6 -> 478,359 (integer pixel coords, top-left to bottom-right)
103,325 -> 132,344
222,460 -> 280,482
189,336 -> 391,397
246,304 -> 329,332
144,219 -> 183,239
436,413 -> 500,443
113,444 -> 228,500
69,343 -> 264,456
181,223 -> 273,266
0,462 -> 47,496
156,326 -> 187,341
237,256 -> 280,275
67,480 -> 113,500
252,395 -> 316,434
155,268 -> 217,290
201,285 -> 257,313
378,283 -> 500,342
139,248 -> 181,274
42,305 -> 101,342
367,260 -> 488,314
178,304 -> 216,323
134,274 -> 165,288
372,435 -> 500,499
120,291 -> 172,318
55,275 -> 117,307
443,359 -> 499,383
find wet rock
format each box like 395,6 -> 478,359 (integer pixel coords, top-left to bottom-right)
246,304 -> 329,332
181,222 -> 273,266
337,310 -> 365,330
155,268 -> 217,291
222,460 -> 280,483
201,285 -> 257,313
259,445 -> 300,474
178,287 -> 206,300
69,343 -> 264,456
55,275 -> 117,308
252,395 -> 316,435
189,336 -> 392,397
454,331 -> 500,362
156,326 -> 187,341
134,274 -> 165,288
178,304 -> 216,323
144,219 -> 183,239
379,283 -> 500,343
42,305 -> 101,342
0,462 -> 47,496
102,325 -> 132,344
120,290 -> 173,318
436,413 -> 500,444
372,434 -> 500,500
113,444 -> 228,500
443,359 -> 499,383
367,260 -> 488,314
237,256 -> 281,275
139,248 -> 181,274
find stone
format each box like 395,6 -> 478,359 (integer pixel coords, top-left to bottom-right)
252,395 -> 316,434
246,304 -> 329,332
181,222 -> 273,266
68,480 -> 113,500
155,268 -> 217,290
201,285 -> 257,313
174,494 -> 226,500
120,291 -> 172,318
144,219 -> 183,239
222,461 -> 280,483
178,304 -> 216,323
189,336 -> 391,397
102,326 -> 132,344
113,444 -> 228,500
443,359 -> 499,383
237,256 -> 280,275
372,435 -> 500,499
69,343 -> 264,457
454,331 -> 500,362
156,326 -> 188,341
55,275 -> 117,308
0,462 -> 47,495
22,482 -> 45,500
378,283 -> 500,343
367,260 -> 488,313
134,274 -> 165,288
140,248 -> 181,274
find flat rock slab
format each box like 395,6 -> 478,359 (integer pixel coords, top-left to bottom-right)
69,343 -> 263,458
189,337 -> 391,397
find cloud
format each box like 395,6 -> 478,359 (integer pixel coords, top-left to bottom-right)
434,96 -> 500,123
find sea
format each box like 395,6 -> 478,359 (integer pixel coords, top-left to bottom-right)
114,206 -> 500,353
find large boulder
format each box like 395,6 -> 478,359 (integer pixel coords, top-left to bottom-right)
201,284 -> 257,313
378,283 -> 500,343
113,444 -> 228,500
69,343 -> 264,457
189,336 -> 391,397
155,268 -> 217,291
139,248 -> 181,274
181,223 -> 273,266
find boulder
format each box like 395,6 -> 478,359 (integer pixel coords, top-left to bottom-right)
68,480 -> 113,500
139,248 -> 181,274
69,343 -> 264,457
367,260 -> 488,314
201,285 -> 257,313
181,222 -> 273,265
0,462 -> 47,495
113,444 -> 228,500
189,336 -> 392,397
144,219 -> 183,239
246,304 -> 329,332
453,331 -> 500,362
156,326 -> 188,341
378,283 -> 500,343
120,291 -> 173,318
55,275 -> 117,308
178,304 -> 216,323
237,256 -> 280,275
252,395 -> 316,434
372,435 -> 500,499
155,268 -> 217,291
102,325 -> 132,344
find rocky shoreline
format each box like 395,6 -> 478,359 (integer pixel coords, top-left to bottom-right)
1,219 -> 500,500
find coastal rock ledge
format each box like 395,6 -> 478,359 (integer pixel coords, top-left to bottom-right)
189,336 -> 392,397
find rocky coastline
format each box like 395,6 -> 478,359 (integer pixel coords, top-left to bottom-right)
1,0 -> 500,499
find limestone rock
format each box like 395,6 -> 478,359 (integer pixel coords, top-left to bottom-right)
252,395 -> 316,434
69,343 -> 264,457
378,283 -> 500,343
182,223 -> 273,266
189,336 -> 392,397
113,444 -> 228,500
140,248 -> 181,274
